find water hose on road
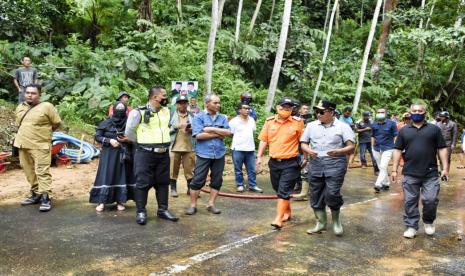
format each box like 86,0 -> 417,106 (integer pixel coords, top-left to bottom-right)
52,132 -> 100,163
200,188 -> 278,199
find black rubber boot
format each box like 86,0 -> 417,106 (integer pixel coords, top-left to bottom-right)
134,187 -> 149,225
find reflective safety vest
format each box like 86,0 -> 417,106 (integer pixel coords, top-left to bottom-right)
136,107 -> 171,146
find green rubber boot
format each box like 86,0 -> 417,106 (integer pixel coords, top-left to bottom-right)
331,209 -> 343,236
293,180 -> 309,201
306,209 -> 327,234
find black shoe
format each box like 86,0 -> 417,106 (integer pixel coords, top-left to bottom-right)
39,193 -> 52,212
21,192 -> 42,206
382,185 -> 390,191
185,207 -> 197,215
374,186 -> 381,193
157,209 -> 179,222
136,212 -> 147,225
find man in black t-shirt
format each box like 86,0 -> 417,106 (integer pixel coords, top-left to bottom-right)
391,103 -> 449,239
355,111 -> 379,174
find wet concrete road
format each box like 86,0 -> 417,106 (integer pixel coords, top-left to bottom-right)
1,169 -> 464,275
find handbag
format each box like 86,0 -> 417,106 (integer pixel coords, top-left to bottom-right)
12,103 -> 41,157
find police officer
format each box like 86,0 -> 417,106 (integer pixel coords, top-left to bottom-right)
125,86 -> 179,225
300,100 -> 355,236
256,97 -> 304,230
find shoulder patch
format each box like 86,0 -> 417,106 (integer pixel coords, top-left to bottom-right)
266,116 -> 275,121
292,116 -> 302,121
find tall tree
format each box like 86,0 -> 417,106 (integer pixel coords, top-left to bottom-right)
311,0 -> 339,110
416,0 -> 436,77
265,0 -> 292,112
217,0 -> 226,29
205,0 -> 219,95
235,0 -> 244,43
248,0 -> 263,36
137,0 -> 153,32
370,0 -> 397,79
176,0 -> 182,27
352,0 -> 383,114
269,0 -> 276,23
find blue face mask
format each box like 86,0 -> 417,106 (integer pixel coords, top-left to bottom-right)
410,113 -> 425,123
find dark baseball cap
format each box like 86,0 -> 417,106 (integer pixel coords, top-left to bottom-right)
176,95 -> 189,103
278,97 -> 297,107
362,111 -> 371,117
117,91 -> 130,100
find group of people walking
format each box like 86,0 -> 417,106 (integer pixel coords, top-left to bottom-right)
13,77 -> 454,239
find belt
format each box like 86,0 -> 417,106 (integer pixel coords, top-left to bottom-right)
140,146 -> 168,153
271,157 -> 297,162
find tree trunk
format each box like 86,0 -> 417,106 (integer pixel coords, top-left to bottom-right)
454,0 -> 465,28
205,0 -> 219,95
311,0 -> 339,110
177,0 -> 182,27
217,0 -> 226,29
322,0 -> 332,42
371,0 -> 397,80
360,0 -> 364,27
248,0 -> 263,36
335,2 -> 340,34
269,0 -> 276,23
416,0 -> 435,77
352,0 -> 383,114
235,0 -> 243,43
265,0 -> 292,112
137,0 -> 153,32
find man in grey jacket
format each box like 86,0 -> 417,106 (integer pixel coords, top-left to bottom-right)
169,95 -> 196,197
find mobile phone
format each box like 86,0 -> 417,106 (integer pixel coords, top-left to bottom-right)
116,131 -> 124,137
441,175 -> 449,182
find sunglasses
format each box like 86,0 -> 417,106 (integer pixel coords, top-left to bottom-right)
315,109 -> 330,115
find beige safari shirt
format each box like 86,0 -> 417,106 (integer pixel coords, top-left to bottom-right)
14,102 -> 61,149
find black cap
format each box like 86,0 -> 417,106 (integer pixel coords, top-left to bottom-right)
439,111 -> 450,118
314,100 -> 336,110
117,91 -> 130,100
278,97 -> 296,107
362,111 -> 371,117
176,95 -> 189,103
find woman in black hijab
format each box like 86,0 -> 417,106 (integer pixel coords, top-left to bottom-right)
90,101 -> 135,211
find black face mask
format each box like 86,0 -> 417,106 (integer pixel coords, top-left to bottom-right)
160,98 -> 168,107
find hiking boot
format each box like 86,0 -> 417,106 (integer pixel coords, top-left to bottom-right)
21,191 -> 41,206
39,193 -> 52,212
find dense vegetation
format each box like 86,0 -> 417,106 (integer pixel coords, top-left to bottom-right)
1,0 -> 464,132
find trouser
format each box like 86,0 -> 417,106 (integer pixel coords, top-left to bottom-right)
189,156 -> 225,191
359,142 -> 379,173
231,150 -> 257,187
439,146 -> 452,172
18,87 -> 25,103
19,148 -> 53,197
373,149 -> 393,187
170,151 -> 195,181
309,173 -> 346,211
268,157 -> 300,199
402,175 -> 440,230
134,149 -> 170,213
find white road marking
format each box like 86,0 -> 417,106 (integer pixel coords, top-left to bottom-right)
151,194 -> 396,275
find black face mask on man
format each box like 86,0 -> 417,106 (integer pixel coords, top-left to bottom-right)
114,109 -> 126,118
160,98 -> 168,107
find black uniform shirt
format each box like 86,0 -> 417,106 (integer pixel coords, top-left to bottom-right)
395,122 -> 447,178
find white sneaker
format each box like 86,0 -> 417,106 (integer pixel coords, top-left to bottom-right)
424,223 -> 435,235
237,186 -> 244,192
403,227 -> 417,239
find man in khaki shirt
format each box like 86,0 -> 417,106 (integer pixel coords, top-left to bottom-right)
15,84 -> 61,212
169,95 -> 196,197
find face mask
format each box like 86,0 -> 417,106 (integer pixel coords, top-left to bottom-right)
410,113 -> 425,123
278,109 -> 292,119
160,98 -> 168,107
114,109 -> 126,118
375,113 -> 386,121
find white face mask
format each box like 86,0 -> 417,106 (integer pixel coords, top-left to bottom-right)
375,113 -> 386,120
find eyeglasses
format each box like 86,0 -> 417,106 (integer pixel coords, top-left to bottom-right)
315,109 -> 331,115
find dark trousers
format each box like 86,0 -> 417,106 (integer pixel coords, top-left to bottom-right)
134,149 -> 170,213
309,173 -> 346,211
268,157 -> 300,199
402,175 -> 440,230
359,142 -> 379,173
189,156 -> 225,191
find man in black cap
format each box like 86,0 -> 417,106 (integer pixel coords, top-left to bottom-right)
356,111 -> 379,173
300,100 -> 355,236
108,91 -> 132,117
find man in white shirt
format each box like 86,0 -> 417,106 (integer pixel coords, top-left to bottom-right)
230,102 -> 263,193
